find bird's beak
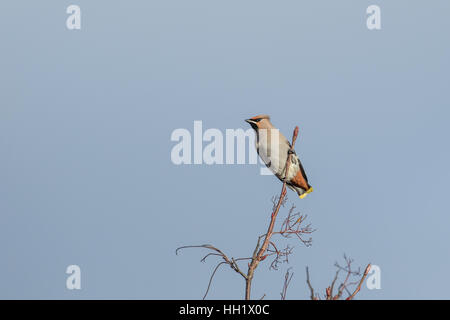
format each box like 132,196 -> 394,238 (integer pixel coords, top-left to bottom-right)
245,118 -> 258,130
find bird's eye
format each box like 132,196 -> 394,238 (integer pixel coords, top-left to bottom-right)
254,118 -> 261,122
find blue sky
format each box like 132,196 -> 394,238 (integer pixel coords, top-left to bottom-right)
1,1 -> 449,299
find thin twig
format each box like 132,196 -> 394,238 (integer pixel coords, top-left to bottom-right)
305,266 -> 317,300
280,268 -> 294,300
346,264 -> 371,300
203,262 -> 227,299
305,256 -> 371,300
176,243 -> 248,299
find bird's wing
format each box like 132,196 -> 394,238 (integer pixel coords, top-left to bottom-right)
288,146 -> 308,183
289,154 -> 310,191
297,157 -> 309,183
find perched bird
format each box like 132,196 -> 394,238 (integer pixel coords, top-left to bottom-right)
245,115 -> 313,198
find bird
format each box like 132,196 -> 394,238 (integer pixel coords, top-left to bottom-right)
245,114 -> 313,199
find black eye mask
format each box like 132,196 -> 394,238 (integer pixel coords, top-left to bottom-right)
250,122 -> 258,130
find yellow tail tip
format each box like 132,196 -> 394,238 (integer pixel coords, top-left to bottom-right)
299,187 -> 313,199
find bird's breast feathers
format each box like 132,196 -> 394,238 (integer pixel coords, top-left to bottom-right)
257,141 -> 299,180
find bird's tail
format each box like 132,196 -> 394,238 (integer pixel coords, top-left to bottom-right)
299,186 -> 313,199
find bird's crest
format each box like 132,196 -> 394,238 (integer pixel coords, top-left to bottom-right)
249,114 -> 270,121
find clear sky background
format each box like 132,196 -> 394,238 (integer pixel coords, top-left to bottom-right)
1,1 -> 449,299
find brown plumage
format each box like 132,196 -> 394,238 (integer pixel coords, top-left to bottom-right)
245,115 -> 313,198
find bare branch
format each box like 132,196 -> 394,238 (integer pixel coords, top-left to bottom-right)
305,267 -> 318,300
176,244 -> 248,282
306,256 -> 370,300
280,268 -> 294,300
203,262 -> 227,300
346,264 -> 371,300
329,269 -> 340,298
